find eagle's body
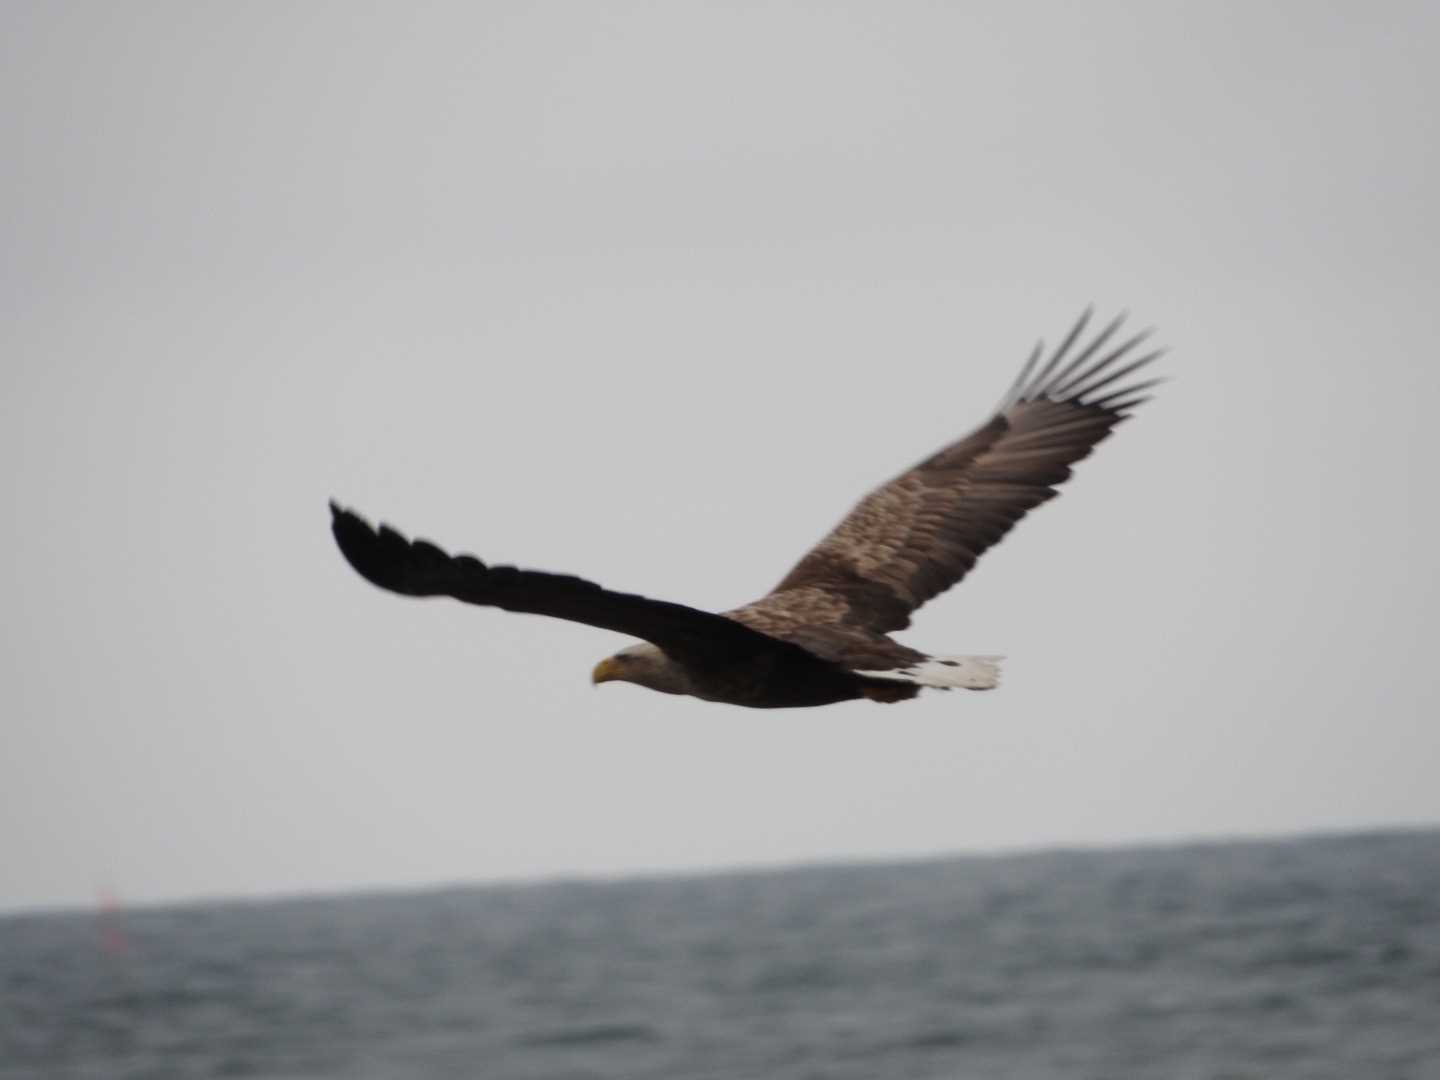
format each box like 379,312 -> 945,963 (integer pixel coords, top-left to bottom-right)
331,310 -> 1162,708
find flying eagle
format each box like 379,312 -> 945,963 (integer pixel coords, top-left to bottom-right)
331,310 -> 1162,708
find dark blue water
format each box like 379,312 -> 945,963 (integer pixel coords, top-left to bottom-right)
4,830 -> 1439,1079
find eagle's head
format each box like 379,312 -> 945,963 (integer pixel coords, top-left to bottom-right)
591,642 -> 693,696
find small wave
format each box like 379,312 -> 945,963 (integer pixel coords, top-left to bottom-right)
900,1029 -> 972,1051
517,1023 -> 657,1048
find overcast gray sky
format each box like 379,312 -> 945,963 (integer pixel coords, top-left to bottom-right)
3,1 -> 1437,913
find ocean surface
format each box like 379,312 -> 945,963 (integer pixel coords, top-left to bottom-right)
4,830 -> 1439,1079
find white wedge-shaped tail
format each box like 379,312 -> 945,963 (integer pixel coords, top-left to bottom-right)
856,655 -> 1004,692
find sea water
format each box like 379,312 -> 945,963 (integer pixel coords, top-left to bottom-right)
4,830 -> 1438,1079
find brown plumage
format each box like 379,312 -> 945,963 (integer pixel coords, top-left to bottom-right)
331,310 -> 1162,708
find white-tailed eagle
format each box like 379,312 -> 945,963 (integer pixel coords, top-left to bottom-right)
331,310 -> 1162,708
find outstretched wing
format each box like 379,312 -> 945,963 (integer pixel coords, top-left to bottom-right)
329,503 -> 810,669
761,310 -> 1162,634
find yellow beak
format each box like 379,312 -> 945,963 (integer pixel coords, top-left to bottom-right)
591,657 -> 623,685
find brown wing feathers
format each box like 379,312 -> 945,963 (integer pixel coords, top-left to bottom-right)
767,311 -> 1161,633
329,502 -> 808,668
